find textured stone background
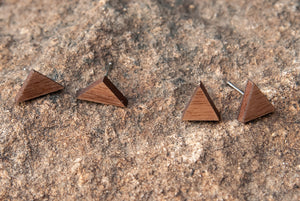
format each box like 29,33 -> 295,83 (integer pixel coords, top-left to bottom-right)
0,0 -> 299,200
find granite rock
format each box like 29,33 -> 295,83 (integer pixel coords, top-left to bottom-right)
0,0 -> 299,200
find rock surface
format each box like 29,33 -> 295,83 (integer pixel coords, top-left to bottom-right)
0,0 -> 299,200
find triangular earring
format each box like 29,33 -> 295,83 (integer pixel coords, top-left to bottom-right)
182,82 -> 220,121
15,70 -> 64,103
227,80 -> 275,123
238,80 -> 275,123
77,76 -> 128,107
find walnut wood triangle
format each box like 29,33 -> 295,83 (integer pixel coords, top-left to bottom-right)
182,82 -> 220,121
238,80 -> 275,123
77,76 -> 128,107
15,70 -> 64,103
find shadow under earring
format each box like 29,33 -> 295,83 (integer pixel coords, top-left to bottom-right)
76,62 -> 128,107
227,80 -> 275,123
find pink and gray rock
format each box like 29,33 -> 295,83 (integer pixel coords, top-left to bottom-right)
0,0 -> 299,200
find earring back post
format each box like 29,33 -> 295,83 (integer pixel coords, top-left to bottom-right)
226,81 -> 244,95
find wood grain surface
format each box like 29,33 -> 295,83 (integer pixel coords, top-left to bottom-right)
182,82 -> 220,121
15,70 -> 64,103
238,80 -> 275,123
77,76 -> 128,107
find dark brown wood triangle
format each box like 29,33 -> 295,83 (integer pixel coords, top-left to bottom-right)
15,70 -> 64,103
238,80 -> 275,123
182,82 -> 220,121
76,76 -> 128,107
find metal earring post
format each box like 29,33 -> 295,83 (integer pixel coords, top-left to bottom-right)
226,81 -> 244,95
105,62 -> 113,77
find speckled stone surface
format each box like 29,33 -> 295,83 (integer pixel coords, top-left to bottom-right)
0,0 -> 299,200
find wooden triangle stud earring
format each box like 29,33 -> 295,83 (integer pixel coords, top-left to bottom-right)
182,82 -> 220,121
15,70 -> 64,103
76,62 -> 128,107
227,80 -> 275,123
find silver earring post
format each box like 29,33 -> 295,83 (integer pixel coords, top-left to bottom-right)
226,81 -> 244,95
105,62 -> 113,76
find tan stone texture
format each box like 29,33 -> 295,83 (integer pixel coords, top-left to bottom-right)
0,0 -> 299,200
